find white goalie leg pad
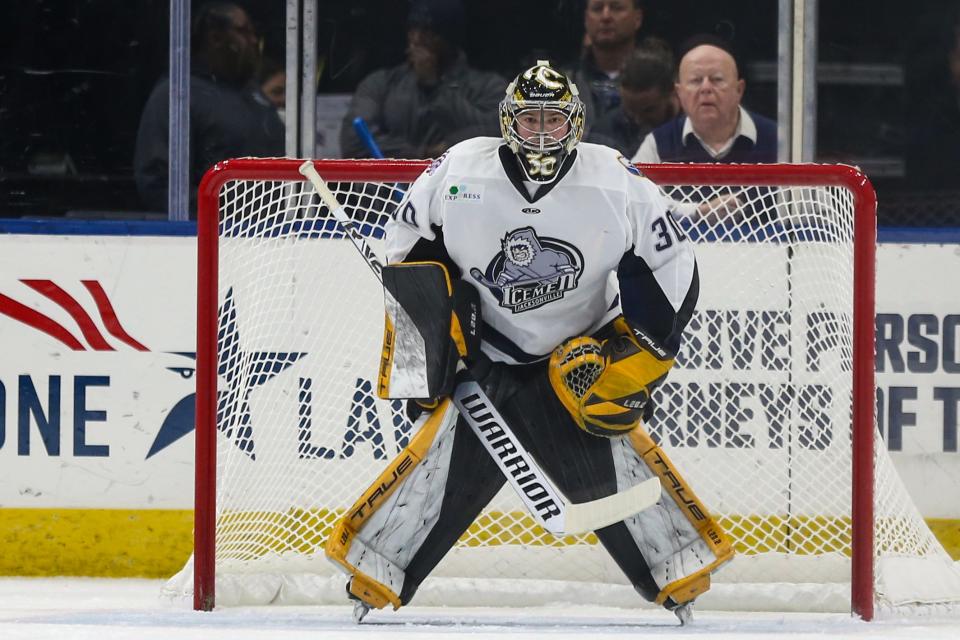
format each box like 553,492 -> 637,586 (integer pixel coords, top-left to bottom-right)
327,399 -> 460,608
343,534 -> 408,604
609,430 -> 734,605
610,438 -> 709,584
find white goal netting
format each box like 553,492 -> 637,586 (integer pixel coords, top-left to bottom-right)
169,159 -> 960,617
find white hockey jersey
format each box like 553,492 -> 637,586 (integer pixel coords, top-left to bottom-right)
385,137 -> 698,364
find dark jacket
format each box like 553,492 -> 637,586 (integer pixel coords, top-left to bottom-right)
134,67 -> 285,213
647,110 -> 778,227
568,52 -> 621,137
589,107 -> 648,158
340,51 -> 504,158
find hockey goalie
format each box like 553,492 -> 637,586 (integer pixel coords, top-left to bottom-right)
324,60 -> 734,625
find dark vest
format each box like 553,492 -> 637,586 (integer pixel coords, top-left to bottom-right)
651,110 -> 777,163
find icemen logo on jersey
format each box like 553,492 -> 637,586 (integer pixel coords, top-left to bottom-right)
469,227 -> 583,313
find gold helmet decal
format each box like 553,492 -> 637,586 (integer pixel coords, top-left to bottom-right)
499,60 -> 585,183
515,61 -> 573,102
523,63 -> 565,90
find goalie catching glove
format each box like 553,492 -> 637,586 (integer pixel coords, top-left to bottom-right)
549,317 -> 674,437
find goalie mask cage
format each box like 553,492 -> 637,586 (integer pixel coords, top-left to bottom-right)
176,157 -> 960,620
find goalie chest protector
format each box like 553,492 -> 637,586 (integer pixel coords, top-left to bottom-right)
384,137 -> 691,364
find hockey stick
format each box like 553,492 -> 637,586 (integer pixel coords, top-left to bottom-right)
468,265 -> 576,290
352,117 -> 406,204
352,117 -> 386,160
298,160 -> 660,536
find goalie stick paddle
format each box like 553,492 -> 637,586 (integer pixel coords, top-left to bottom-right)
452,376 -> 661,535
298,160 -> 661,536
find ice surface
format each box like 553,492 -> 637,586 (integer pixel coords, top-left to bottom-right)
2,577 -> 959,640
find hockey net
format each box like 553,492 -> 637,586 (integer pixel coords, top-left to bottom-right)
171,157 -> 960,619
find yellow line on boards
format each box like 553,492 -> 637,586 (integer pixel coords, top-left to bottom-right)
928,519 -> 960,561
1,509 -> 957,577
0,509 -> 193,578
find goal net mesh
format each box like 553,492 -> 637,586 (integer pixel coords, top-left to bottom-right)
169,160 -> 960,615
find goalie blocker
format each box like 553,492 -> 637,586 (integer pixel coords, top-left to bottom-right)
325,262 -> 734,615
377,261 -> 481,406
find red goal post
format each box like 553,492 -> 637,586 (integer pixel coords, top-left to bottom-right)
185,157 -> 957,620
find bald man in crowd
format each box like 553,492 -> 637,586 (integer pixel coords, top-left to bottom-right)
631,35 -> 776,164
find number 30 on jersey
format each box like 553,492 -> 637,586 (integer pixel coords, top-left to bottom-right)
651,212 -> 686,251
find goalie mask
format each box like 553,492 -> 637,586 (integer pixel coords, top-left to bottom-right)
500,60 -> 585,183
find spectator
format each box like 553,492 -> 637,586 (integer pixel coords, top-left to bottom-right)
590,38 -> 678,157
259,57 -> 286,116
631,36 -> 776,224
340,0 -> 504,159
134,1 -> 284,214
569,0 -> 645,128
631,35 -> 776,165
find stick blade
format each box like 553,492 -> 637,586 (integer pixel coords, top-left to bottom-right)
562,477 -> 661,535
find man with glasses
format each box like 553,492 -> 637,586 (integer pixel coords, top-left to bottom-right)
631,35 -> 776,165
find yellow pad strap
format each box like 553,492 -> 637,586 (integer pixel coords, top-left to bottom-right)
662,574 -> 711,607
377,314 -> 395,398
349,573 -> 401,610
629,426 -> 733,556
628,425 -> 735,605
450,311 -> 468,359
